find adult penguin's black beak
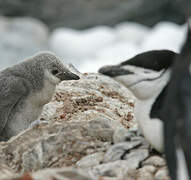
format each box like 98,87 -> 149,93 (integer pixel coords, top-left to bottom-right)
98,65 -> 134,77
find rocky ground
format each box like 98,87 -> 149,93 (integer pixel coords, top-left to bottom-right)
0,71 -> 170,180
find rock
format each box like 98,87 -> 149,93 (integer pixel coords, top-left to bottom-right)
0,165 -> 18,179
131,137 -> 150,150
0,73 -> 135,174
155,167 -> 170,180
90,160 -> 135,178
89,147 -> 149,179
52,73 -> 135,129
103,141 -> 142,163
140,165 -> 157,174
113,126 -> 145,144
41,101 -> 65,121
0,0 -> 189,29
76,152 -> 104,169
0,16 -> 49,70
129,165 -> 156,180
31,168 -> 93,180
86,116 -> 115,142
0,168 -> 94,180
132,156 -> 169,180
136,172 -> 154,180
0,121 -> 111,174
123,149 -> 149,167
0,72 -> 171,180
113,127 -> 135,144
142,156 -> 166,167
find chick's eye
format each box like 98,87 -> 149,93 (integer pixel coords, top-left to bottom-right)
51,69 -> 59,75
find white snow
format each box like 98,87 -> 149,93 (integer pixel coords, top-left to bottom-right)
49,21 -> 187,73
49,26 -> 116,66
115,22 -> 150,45
142,22 -> 187,52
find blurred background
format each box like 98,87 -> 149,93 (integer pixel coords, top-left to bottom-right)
0,0 -> 190,72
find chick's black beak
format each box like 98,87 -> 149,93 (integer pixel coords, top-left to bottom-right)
98,65 -> 134,77
57,71 -> 80,81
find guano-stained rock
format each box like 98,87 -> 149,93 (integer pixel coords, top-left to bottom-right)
0,73 -> 170,180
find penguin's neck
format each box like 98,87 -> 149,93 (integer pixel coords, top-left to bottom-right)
134,70 -> 170,152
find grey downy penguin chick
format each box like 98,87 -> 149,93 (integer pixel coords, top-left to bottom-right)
99,50 -> 177,153
0,52 -> 80,140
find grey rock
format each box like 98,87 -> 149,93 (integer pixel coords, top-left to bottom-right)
76,152 -> 104,169
128,165 -> 156,180
31,168 -> 94,180
155,167 -> 170,180
0,121 -> 110,173
113,126 -> 146,145
0,73 -> 134,174
90,160 -> 135,178
123,149 -> 149,167
86,116 -> 116,142
137,173 -> 154,180
0,168 -> 94,180
53,73 -> 136,129
91,143 -> 149,179
0,165 -> 18,179
131,136 -> 150,149
103,141 -> 141,163
0,72 -> 171,180
0,0 -> 189,29
142,156 -> 166,167
113,127 -> 135,144
90,148 -> 148,179
139,165 -> 157,174
133,156 -> 169,180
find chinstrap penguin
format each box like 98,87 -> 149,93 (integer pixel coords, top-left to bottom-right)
0,52 -> 80,140
99,50 -> 177,153
99,48 -> 191,180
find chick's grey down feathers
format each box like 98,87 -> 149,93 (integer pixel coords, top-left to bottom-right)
0,52 -> 80,140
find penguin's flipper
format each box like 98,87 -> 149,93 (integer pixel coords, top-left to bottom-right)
0,77 -> 27,135
180,132 -> 191,180
158,76 -> 179,180
164,121 -> 177,180
179,76 -> 191,179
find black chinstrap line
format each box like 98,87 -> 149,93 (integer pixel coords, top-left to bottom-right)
127,69 -> 168,88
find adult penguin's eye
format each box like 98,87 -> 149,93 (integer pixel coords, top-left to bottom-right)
51,69 -> 59,75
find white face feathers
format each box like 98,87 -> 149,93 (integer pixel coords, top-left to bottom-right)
113,65 -> 171,100
44,69 -> 61,85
